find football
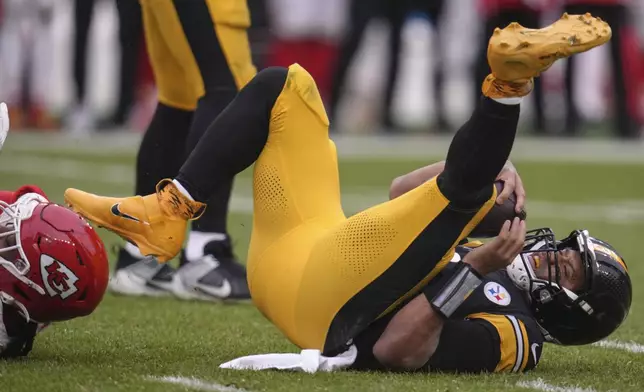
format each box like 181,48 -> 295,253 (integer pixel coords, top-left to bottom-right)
469,181 -> 527,238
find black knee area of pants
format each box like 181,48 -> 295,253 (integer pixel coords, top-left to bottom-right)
436,173 -> 494,209
176,67 -> 288,203
248,66 -> 289,99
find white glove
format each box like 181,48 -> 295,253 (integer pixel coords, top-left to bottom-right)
0,103 -> 9,152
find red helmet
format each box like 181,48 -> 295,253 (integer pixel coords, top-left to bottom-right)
0,193 -> 109,323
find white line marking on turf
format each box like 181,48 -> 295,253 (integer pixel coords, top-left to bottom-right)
5,157 -> 644,225
593,340 -> 644,354
0,156 -> 133,185
145,376 -> 248,392
6,132 -> 644,163
516,378 -> 597,392
228,195 -> 644,225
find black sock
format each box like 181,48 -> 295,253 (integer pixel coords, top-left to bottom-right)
191,182 -> 233,232
176,67 -> 288,203
437,96 -> 520,207
135,103 -> 193,195
186,87 -> 238,233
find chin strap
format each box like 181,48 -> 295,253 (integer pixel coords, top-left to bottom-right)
0,291 -> 30,322
537,323 -> 560,345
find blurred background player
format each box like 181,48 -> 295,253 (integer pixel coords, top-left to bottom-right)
108,0 -> 257,302
328,0 -> 449,133
414,0 -> 450,133
264,0 -> 345,104
67,0 -> 146,131
474,0 -> 549,135
0,0 -> 58,130
328,0 -> 407,132
562,0 -> 642,138
1,0 -> 638,137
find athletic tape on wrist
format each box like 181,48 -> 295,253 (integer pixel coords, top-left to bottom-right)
430,263 -> 483,319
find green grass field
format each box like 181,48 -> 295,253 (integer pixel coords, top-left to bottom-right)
0,135 -> 642,392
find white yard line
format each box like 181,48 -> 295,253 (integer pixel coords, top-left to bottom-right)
144,376 -> 248,392
522,201 -> 644,225
516,378 -> 597,392
2,156 -> 644,225
592,340 -> 644,354
0,156 -> 133,186
229,195 -> 644,225
4,132 -> 644,163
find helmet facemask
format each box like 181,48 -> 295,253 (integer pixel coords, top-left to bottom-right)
506,228 -> 599,344
0,195 -> 49,321
0,195 -> 109,324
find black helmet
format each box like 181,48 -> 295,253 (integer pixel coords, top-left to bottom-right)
506,228 -> 632,345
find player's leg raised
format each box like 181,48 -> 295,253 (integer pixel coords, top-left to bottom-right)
63,66 -> 307,261
293,103 -> 507,353
243,64 -> 347,339
292,12 -> 613,354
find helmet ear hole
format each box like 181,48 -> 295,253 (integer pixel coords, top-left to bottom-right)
78,288 -> 87,301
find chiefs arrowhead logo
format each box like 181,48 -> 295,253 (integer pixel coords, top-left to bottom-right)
40,254 -> 79,299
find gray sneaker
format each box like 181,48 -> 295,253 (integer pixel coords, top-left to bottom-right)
171,239 -> 250,302
109,247 -> 175,297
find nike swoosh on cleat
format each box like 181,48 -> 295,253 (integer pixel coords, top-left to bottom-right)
111,203 -> 143,223
194,279 -> 232,299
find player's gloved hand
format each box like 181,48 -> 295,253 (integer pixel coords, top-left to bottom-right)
463,217 -> 526,275
0,102 -> 10,152
495,160 -> 525,213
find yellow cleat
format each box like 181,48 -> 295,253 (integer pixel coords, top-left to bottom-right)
483,12 -> 611,99
64,179 -> 205,262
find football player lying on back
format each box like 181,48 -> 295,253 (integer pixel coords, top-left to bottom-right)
347,161 -> 631,373
64,13 -> 623,367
